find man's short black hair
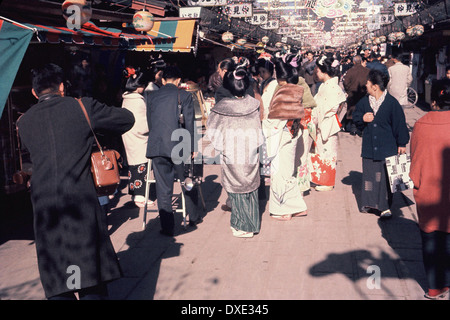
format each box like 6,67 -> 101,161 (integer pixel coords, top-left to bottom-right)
162,66 -> 182,80
31,63 -> 64,96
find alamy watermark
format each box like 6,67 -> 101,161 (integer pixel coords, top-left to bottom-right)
366,265 -> 381,290
66,265 -> 81,290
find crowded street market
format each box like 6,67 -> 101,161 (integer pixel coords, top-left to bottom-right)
0,0 -> 449,305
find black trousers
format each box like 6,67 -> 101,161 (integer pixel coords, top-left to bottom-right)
421,230 -> 450,290
151,156 -> 200,233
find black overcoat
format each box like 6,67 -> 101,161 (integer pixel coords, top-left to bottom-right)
146,83 -> 195,160
17,95 -> 134,298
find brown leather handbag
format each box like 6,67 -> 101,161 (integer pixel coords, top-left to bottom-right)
77,98 -> 122,196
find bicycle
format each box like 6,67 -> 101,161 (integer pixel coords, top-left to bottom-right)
405,86 -> 418,107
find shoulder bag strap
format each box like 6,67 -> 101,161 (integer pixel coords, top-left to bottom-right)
177,90 -> 185,128
76,98 -> 104,154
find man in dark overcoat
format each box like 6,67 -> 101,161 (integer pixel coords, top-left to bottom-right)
17,64 -> 135,299
343,55 -> 371,135
146,66 -> 202,236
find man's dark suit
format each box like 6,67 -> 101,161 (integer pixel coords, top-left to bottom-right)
146,83 -> 201,235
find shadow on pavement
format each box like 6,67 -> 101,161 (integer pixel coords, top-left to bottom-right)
311,171 -> 428,298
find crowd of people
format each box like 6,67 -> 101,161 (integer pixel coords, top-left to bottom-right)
15,46 -> 449,300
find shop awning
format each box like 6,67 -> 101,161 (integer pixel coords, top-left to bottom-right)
0,19 -> 33,118
23,21 -> 175,49
135,19 -> 197,53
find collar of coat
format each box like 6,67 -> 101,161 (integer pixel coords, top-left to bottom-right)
211,95 -> 259,117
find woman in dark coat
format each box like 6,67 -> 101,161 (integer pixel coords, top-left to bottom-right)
17,64 -> 135,299
352,69 -> 409,218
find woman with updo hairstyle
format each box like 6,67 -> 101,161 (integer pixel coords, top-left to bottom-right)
261,57 -> 307,221
309,55 -> 347,191
121,67 -> 153,208
353,69 -> 409,218
206,67 -> 263,238
281,53 -> 318,194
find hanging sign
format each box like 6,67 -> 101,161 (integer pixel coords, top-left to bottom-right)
367,14 -> 381,31
244,13 -> 268,25
277,26 -> 291,34
179,7 -> 202,18
394,2 -> 420,16
260,20 -> 279,30
187,0 -> 227,6
380,13 -> 395,25
224,4 -> 253,18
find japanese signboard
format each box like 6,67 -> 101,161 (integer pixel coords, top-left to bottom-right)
187,0 -> 227,6
179,7 -> 202,18
394,2 -> 420,16
380,13 -> 395,25
277,26 -> 292,34
260,20 -> 279,30
244,13 -> 268,25
224,4 -> 253,18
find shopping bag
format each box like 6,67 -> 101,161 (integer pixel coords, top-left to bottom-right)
385,153 -> 414,193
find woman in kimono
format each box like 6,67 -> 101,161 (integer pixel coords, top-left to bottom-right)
263,58 -> 307,221
206,67 -> 264,238
310,55 -> 346,191
121,67 -> 152,207
280,54 -> 318,194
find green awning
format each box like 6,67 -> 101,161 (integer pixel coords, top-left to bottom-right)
0,19 -> 33,118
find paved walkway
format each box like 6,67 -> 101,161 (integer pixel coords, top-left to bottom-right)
0,104 -> 433,300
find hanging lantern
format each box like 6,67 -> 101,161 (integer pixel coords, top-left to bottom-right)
255,42 -> 265,54
222,31 -> 234,43
406,26 -> 414,37
413,24 -> 424,36
262,36 -> 270,44
395,31 -> 405,41
133,10 -> 154,32
236,38 -> 247,46
388,32 -> 397,42
62,0 -> 92,27
378,35 -> 386,43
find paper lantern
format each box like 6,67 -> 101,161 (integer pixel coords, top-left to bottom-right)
222,31 -> 233,43
133,10 -> 154,32
395,31 -> 405,40
262,36 -> 269,44
236,38 -> 247,46
255,42 -> 265,53
62,0 -> 92,27
413,24 -> 424,36
406,26 -> 414,37
388,32 -> 397,42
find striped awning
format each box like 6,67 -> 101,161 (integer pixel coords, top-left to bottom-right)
24,21 -> 175,49
135,19 -> 197,53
